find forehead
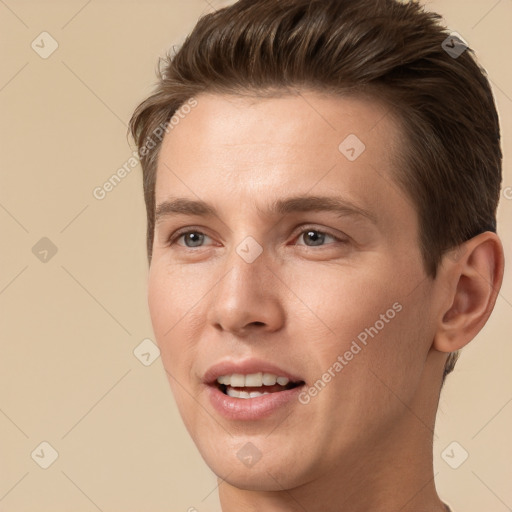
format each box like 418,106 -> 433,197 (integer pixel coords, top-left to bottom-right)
159,90 -> 399,154
154,91 -> 411,226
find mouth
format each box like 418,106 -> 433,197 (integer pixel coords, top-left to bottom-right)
203,360 -> 307,420
214,372 -> 305,399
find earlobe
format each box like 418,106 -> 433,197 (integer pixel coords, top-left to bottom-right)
433,232 -> 504,353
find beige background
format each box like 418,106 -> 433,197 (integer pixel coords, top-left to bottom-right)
0,0 -> 510,510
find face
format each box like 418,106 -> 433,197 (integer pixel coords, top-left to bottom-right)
148,91 -> 439,491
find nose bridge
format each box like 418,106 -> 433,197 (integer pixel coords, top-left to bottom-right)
207,232 -> 283,333
220,233 -> 269,301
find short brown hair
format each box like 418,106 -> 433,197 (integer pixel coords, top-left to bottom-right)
129,0 -> 502,379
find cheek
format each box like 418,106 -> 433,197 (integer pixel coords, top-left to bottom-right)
292,266 -> 402,351
147,263 -> 196,373
147,269 -> 173,350
147,264 -> 203,426
299,265 -> 429,398
332,288 -> 432,416
147,259 -> 205,334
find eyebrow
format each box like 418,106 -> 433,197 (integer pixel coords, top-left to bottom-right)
154,195 -> 377,226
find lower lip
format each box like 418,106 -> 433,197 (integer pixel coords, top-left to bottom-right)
207,384 -> 305,421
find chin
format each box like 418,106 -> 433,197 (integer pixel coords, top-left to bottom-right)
214,462 -> 301,492
196,440 -> 313,492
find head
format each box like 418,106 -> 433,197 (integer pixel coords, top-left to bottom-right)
129,0 -> 504,502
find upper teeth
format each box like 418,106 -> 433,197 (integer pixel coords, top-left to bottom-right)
216,373 -> 290,387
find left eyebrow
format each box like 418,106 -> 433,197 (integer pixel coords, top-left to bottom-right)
154,194 -> 377,225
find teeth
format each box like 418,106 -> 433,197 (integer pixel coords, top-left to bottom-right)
230,374 -> 245,387
217,372 -> 293,387
226,386 -> 238,398
245,372 -> 263,387
262,373 -> 277,385
226,387 -> 271,399
217,375 -> 230,385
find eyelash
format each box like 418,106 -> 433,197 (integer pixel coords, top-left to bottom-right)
166,225 -> 346,249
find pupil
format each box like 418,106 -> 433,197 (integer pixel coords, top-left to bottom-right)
305,230 -> 323,246
185,232 -> 203,247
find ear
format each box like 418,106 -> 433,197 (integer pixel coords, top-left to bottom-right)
433,231 -> 504,354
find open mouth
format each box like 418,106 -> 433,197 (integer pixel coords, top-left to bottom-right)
215,373 -> 305,399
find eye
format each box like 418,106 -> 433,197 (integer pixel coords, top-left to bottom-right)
166,226 -> 345,249
294,228 -> 342,247
169,229 -> 212,248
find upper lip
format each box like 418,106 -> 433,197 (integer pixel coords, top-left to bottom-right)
203,358 -> 305,385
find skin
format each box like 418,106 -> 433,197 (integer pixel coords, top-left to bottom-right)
147,91 -> 504,512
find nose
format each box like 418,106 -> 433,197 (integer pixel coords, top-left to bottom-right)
206,239 -> 285,337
